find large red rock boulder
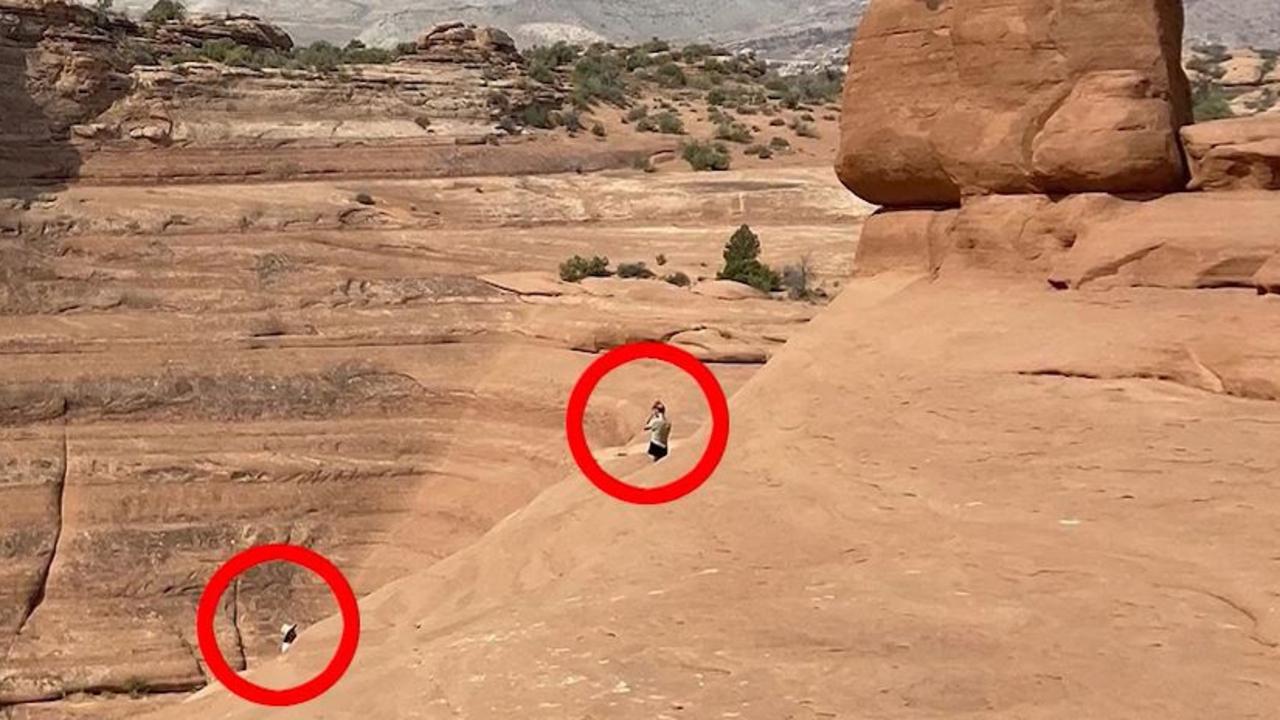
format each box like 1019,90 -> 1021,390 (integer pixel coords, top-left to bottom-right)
836,0 -> 1193,206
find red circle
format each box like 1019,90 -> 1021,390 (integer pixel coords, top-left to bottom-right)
195,544 -> 360,706
566,342 -> 730,505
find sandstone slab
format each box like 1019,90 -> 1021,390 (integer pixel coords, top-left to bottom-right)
691,279 -> 769,301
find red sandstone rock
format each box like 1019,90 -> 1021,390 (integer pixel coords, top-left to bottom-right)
836,0 -> 1193,206
1181,115 -> 1280,191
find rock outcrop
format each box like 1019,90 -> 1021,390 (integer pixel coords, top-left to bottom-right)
414,21 -> 520,65
1,4 -> 566,187
0,0 -> 136,199
836,0 -> 1193,206
149,14 -> 294,54
839,0 -> 1280,298
1181,114 -> 1280,190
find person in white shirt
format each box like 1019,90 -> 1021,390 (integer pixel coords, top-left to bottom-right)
645,401 -> 672,462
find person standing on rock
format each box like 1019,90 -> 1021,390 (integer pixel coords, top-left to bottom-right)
645,401 -> 672,462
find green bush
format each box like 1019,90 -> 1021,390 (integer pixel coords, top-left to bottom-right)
1192,81 -> 1234,122
521,102 -> 558,129
790,118 -> 819,138
681,140 -> 732,171
617,262 -> 656,279
765,69 -> 845,108
527,41 -> 580,83
571,51 -> 629,107
640,38 -> 670,54
653,61 -> 687,88
653,111 -> 685,134
342,39 -> 398,64
1186,54 -> 1227,80
144,0 -> 185,23
715,121 -> 753,144
718,224 -> 779,293
559,255 -> 611,282
682,43 -> 720,62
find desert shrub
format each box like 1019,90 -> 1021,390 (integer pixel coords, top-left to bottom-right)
718,224 -> 779,293
707,87 -> 730,106
341,39 -> 398,64
1261,55 -> 1278,79
291,41 -> 344,71
1247,87 -> 1277,113
682,43 -> 720,62
616,261 -> 656,279
664,271 -> 692,287
521,102 -> 559,129
144,0 -> 185,23
632,155 -> 657,173
591,121 -> 607,137
769,117 -> 786,126
782,257 -> 814,300
681,140 -> 731,171
624,48 -> 654,71
765,68 -> 845,109
559,255 -> 611,282
768,136 -> 791,151
653,111 -> 685,134
640,38 -> 670,54
656,253 -> 668,266
745,143 -> 773,159
1192,81 -> 1234,122
527,41 -> 579,83
571,51 -> 629,107
1186,54 -> 1227,79
708,107 -> 732,125
560,109 -> 584,132
790,118 -> 819,138
122,676 -> 149,699
414,115 -> 432,130
354,192 -> 375,205
625,105 -> 650,122
653,61 -> 688,88
715,121 -> 753,144
1190,43 -> 1231,63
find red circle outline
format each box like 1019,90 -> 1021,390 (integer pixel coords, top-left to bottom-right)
195,544 -> 360,706
566,342 -> 730,505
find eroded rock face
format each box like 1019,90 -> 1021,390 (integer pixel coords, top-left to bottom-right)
1181,115 -> 1280,190
856,192 -> 1280,293
836,0 -> 1193,205
149,14 -> 294,54
415,21 -> 520,65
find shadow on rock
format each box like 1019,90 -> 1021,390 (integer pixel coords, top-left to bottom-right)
0,44 -> 82,207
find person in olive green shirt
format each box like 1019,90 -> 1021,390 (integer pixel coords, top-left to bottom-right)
645,401 -> 672,462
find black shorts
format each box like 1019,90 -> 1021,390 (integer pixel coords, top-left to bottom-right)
648,442 -> 669,461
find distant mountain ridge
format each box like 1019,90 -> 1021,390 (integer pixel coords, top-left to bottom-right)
108,0 -> 1277,56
